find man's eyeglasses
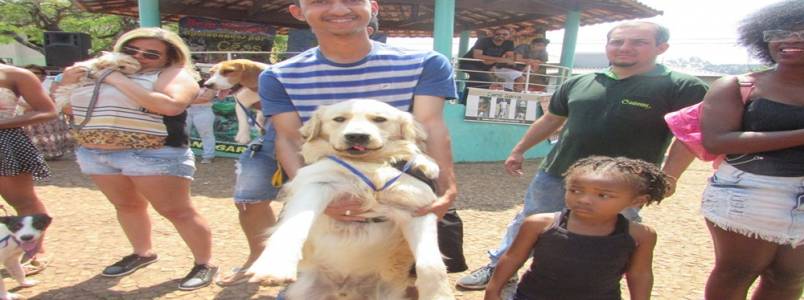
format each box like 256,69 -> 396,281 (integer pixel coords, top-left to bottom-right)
121,46 -> 162,60
763,30 -> 804,42
494,32 -> 510,37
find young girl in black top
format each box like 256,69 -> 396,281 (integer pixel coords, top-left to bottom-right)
485,156 -> 671,300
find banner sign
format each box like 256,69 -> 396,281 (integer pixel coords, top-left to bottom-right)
464,88 -> 552,125
179,16 -> 274,63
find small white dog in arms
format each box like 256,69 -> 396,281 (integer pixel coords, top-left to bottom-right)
247,99 -> 454,300
0,214 -> 52,300
203,59 -> 268,144
53,52 -> 141,112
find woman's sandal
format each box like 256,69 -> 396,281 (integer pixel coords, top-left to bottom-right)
215,267 -> 251,287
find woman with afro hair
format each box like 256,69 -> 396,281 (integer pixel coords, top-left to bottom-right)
699,0 -> 804,299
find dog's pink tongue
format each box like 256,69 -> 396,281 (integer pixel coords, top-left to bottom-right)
21,241 -> 37,252
216,89 -> 231,98
353,145 -> 367,151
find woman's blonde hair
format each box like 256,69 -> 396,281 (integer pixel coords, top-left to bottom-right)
113,27 -> 199,79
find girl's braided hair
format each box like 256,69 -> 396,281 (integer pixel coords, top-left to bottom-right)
563,156 -> 672,205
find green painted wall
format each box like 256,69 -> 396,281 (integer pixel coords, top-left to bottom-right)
444,103 -> 552,162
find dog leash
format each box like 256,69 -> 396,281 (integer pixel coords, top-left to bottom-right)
230,88 -> 285,187
70,69 -> 116,131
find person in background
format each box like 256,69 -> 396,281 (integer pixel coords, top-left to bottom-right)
699,1 -> 804,299
457,21 -> 708,291
486,156 -> 668,300
21,64 -> 73,161
186,70 -> 217,164
511,38 -> 549,92
0,63 -> 56,276
60,27 -> 217,290
459,28 -> 516,93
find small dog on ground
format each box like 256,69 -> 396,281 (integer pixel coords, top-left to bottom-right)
203,59 -> 268,144
248,99 -> 453,300
0,214 -> 52,300
53,52 -> 141,111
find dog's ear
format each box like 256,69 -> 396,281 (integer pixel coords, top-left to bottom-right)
300,107 -> 325,142
400,113 -> 428,145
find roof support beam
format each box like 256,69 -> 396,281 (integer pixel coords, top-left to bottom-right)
138,0 -> 160,27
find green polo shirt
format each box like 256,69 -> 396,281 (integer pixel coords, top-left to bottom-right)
540,64 -> 709,176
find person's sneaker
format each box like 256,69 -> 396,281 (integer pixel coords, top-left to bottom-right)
178,264 -> 218,291
456,264 -> 494,290
101,254 -> 158,277
200,157 -> 214,164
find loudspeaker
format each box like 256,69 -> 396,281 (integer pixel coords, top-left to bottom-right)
43,31 -> 91,67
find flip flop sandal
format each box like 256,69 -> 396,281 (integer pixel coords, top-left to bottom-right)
215,267 -> 251,287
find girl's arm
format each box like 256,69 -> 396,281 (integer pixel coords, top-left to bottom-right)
625,223 -> 657,300
103,66 -> 198,116
701,75 -> 804,154
484,213 -> 553,300
0,68 -> 56,129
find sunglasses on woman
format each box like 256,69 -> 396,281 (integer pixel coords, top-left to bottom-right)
763,30 -> 804,42
121,46 -> 162,60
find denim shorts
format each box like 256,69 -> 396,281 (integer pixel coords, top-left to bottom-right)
75,146 -> 196,180
233,136 -> 282,204
702,162 -> 804,246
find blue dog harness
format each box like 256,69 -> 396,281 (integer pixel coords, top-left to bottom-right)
326,155 -> 417,223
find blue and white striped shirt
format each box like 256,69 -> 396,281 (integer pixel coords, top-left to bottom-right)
260,41 -> 457,124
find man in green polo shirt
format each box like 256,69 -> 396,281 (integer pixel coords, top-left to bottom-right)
457,21 -> 709,291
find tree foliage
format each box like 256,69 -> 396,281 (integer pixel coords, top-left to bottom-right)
0,0 -> 138,54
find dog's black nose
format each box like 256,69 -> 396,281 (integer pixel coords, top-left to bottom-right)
344,133 -> 369,144
202,83 -> 214,88
19,235 -> 34,241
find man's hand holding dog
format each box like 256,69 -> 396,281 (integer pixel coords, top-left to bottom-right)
325,196 -> 370,222
415,192 -> 455,219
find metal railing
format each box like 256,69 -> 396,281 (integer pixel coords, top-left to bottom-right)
453,57 -> 570,93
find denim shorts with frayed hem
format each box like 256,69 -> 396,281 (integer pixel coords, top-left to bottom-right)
233,136 -> 281,204
702,162 -> 804,247
76,146 -> 195,180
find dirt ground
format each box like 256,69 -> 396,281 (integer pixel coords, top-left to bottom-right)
9,157 -> 721,299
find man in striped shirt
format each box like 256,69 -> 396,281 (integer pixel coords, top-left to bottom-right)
261,0 -> 467,273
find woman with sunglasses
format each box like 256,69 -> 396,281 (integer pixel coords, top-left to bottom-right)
699,1 -> 804,299
60,27 -> 216,291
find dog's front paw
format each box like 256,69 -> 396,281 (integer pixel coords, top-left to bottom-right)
413,155 -> 440,179
18,279 -> 38,288
246,256 -> 298,286
235,131 -> 252,145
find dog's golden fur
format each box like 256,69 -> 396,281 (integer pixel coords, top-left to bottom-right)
203,59 -> 268,144
248,99 -> 453,300
54,52 -> 140,111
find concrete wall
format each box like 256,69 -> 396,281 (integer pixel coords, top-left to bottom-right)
444,103 -> 552,162
0,42 -> 45,66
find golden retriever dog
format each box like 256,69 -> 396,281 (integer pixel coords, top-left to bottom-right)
54,52 -> 140,111
203,59 -> 268,144
248,99 -> 453,300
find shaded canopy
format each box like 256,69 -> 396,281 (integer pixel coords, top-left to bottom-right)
73,0 -> 661,37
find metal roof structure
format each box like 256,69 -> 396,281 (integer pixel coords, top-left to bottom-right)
73,0 -> 662,37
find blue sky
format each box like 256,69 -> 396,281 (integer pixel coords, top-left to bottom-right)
386,0 -> 785,65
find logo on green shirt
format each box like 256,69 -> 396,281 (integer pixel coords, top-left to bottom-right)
621,99 -> 652,110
